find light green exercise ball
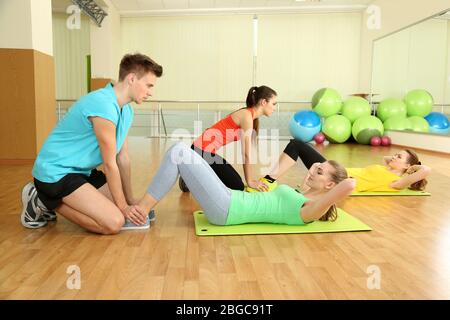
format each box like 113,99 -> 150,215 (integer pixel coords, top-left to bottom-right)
311,88 -> 342,118
376,98 -> 407,122
322,115 -> 352,143
383,116 -> 411,131
352,115 -> 384,145
342,97 -> 371,124
405,89 -> 434,117
408,116 -> 430,133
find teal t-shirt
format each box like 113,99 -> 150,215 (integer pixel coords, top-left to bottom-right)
226,185 -> 309,225
32,83 -> 134,183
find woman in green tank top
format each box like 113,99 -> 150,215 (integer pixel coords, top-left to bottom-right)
134,142 -> 355,227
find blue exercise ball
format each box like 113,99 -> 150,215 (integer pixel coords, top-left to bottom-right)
425,112 -> 450,134
289,110 -> 322,142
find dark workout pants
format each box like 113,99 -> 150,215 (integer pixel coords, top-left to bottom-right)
282,139 -> 327,170
191,145 -> 245,191
189,139 -> 326,191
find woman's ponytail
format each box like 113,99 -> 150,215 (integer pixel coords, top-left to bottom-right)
245,86 -> 259,108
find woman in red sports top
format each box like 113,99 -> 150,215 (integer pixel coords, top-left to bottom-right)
179,85 -> 278,192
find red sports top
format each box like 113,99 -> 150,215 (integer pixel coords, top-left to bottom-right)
193,108 -> 255,154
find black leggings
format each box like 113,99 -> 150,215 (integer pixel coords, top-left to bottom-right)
283,139 -> 327,170
188,139 -> 325,190
191,145 -> 245,191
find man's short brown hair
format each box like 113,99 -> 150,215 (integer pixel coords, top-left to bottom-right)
119,53 -> 163,81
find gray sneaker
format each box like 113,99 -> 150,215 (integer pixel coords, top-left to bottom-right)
121,215 -> 151,231
20,183 -> 47,229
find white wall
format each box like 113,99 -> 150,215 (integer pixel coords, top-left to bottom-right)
0,0 -> 53,56
110,2 -> 122,80
359,0 -> 450,92
446,21 -> 450,104
121,15 -> 254,101
258,13 -> 362,102
0,0 -> 32,49
90,0 -> 121,80
121,12 -> 362,103
371,30 -> 409,99
52,13 -> 90,100
30,0 -> 53,56
408,19 -> 448,101
372,18 -> 448,103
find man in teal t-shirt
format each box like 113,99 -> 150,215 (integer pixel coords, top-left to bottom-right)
21,53 -> 163,235
32,83 -> 133,183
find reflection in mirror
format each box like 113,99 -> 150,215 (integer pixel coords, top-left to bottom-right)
371,9 -> 450,136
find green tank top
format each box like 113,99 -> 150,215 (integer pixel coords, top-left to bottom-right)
226,185 -> 309,225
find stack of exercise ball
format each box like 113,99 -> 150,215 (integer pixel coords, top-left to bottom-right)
312,88 -> 389,145
342,96 -> 372,123
311,88 -> 343,118
405,89 -> 433,117
289,88 -> 344,144
405,89 -> 450,135
352,115 -> 385,145
367,98 -> 406,145
383,115 -> 411,131
342,96 -> 386,145
404,89 -> 433,133
322,114 -> 352,143
288,110 -> 322,142
425,112 -> 450,134
289,87 -> 447,146
290,87 -> 387,145
379,89 -> 441,135
377,98 -> 407,123
312,88 -> 351,144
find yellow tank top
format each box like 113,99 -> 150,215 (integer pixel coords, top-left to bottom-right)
346,165 -> 400,192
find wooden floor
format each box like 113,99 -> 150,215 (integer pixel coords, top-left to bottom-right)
1,136 -> 450,300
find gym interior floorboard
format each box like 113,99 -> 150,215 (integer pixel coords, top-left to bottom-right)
1,137 -> 449,299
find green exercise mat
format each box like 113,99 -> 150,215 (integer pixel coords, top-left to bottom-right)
351,189 -> 430,196
193,209 -> 371,236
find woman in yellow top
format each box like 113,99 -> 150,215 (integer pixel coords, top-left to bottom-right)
247,139 -> 430,193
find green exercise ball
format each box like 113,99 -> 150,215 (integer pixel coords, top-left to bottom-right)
322,115 -> 352,143
352,115 -> 384,145
376,98 -> 407,122
311,88 -> 342,118
383,116 -> 411,131
408,116 -> 430,133
405,89 -> 434,117
342,96 -> 371,124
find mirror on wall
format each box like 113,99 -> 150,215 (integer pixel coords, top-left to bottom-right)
371,9 -> 450,136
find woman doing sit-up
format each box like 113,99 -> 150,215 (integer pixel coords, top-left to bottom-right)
135,142 -> 354,228
250,139 -> 430,193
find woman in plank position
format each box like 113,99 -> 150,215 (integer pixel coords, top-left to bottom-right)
179,85 -> 278,193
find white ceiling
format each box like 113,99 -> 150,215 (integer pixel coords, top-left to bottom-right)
52,0 -> 107,12
53,0 -> 374,15
110,0 -> 374,11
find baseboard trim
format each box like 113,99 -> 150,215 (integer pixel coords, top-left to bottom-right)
387,130 -> 450,155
